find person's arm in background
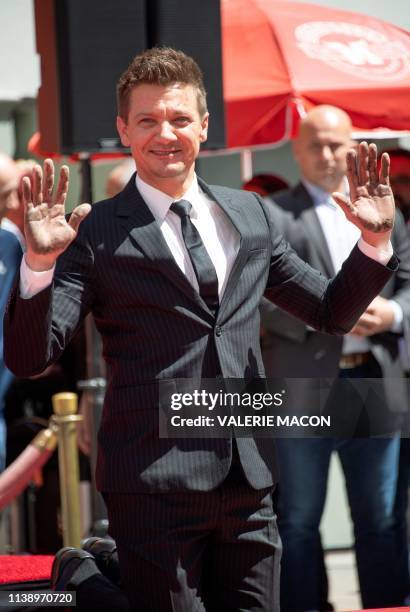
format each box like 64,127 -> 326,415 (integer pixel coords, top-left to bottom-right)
349,209 -> 410,338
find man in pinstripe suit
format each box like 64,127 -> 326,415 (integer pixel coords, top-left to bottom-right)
4,48 -> 399,611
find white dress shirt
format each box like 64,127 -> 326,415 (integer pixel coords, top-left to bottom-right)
19,174 -> 240,299
303,179 -> 402,355
136,174 -> 239,298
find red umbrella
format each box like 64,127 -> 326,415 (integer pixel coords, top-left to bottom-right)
222,0 -> 410,148
27,131 -> 129,162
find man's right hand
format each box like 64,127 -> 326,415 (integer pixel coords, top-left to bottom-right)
349,295 -> 395,336
23,158 -> 91,271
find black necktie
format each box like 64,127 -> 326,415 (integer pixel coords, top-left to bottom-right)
170,199 -> 219,314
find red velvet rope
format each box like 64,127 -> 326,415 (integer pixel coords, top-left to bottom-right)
0,429 -> 57,510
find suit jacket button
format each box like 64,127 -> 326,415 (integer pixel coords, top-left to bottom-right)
215,326 -> 222,337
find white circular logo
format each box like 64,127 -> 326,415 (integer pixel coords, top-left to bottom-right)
295,21 -> 410,81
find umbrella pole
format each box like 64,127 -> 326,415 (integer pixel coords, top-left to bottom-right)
240,149 -> 253,183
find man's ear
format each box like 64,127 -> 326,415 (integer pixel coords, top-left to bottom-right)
199,112 -> 209,143
117,116 -> 130,147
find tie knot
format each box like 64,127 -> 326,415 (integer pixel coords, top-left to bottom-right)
170,199 -> 192,218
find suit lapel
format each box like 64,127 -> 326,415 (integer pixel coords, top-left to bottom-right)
292,184 -> 335,277
116,175 -> 209,312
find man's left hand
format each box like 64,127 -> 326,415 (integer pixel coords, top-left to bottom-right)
349,295 -> 395,336
333,142 -> 395,250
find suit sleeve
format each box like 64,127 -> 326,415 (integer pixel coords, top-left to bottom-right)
4,220 -> 95,377
258,195 -> 398,336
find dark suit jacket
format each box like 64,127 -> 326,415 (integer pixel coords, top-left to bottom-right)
4,176 -> 397,492
1,229 -> 23,412
260,182 -> 410,416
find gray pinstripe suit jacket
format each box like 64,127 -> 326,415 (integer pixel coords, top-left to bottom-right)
4,176 -> 397,493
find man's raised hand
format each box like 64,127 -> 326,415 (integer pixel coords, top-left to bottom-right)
332,142 -> 395,250
23,159 -> 91,271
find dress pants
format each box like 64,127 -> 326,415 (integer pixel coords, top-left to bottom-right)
103,444 -> 281,612
393,437 -> 410,602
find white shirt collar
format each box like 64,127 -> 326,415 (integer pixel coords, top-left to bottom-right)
302,177 -> 349,208
135,174 -> 201,222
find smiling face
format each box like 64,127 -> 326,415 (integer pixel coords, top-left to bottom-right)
116,83 -> 208,198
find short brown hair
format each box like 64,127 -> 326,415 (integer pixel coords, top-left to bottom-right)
117,47 -> 207,120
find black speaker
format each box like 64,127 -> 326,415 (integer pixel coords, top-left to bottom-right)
35,0 -> 225,155
146,0 -> 225,150
35,0 -> 147,154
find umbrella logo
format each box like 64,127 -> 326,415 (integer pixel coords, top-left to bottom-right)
295,21 -> 410,82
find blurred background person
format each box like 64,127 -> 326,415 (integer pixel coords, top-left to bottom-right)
1,159 -> 36,251
0,153 -> 23,472
104,157 -> 136,199
382,148 -> 410,224
260,105 -> 410,610
382,147 -> 410,604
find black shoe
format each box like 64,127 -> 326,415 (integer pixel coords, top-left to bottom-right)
82,537 -> 120,585
51,547 -> 98,592
51,546 -> 130,612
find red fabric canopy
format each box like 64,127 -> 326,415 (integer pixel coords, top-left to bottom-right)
222,0 -> 410,147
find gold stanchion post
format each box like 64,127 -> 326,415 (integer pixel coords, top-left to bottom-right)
52,392 -> 83,548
